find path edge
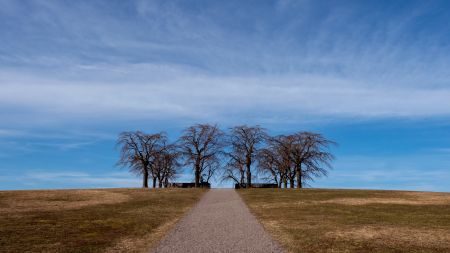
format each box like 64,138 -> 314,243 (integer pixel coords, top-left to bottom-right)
235,189 -> 287,252
147,189 -> 209,253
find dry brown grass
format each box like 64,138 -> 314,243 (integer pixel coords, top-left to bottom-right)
0,189 -> 130,213
239,188 -> 450,253
0,188 -> 205,253
327,226 -> 450,249
316,192 -> 450,206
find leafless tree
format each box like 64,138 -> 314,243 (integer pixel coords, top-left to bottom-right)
178,124 -> 225,187
259,132 -> 337,189
257,147 -> 280,186
163,147 -> 182,187
228,125 -> 266,187
290,132 -> 336,188
116,131 -> 167,188
154,143 -> 181,188
222,148 -> 246,187
200,156 -> 220,184
268,135 -> 298,188
117,126 -> 335,189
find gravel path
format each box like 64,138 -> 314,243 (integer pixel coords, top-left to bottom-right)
151,189 -> 284,253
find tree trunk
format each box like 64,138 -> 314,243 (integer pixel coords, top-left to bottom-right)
283,178 -> 288,188
164,177 -> 169,188
152,177 -> 157,188
290,178 -> 294,188
158,179 -> 163,188
278,173 -> 283,188
195,167 -> 200,188
296,164 -> 302,188
246,170 -> 252,188
142,169 -> 149,188
246,160 -> 252,188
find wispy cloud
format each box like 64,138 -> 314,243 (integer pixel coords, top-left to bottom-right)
2,69 -> 450,125
433,148 -> 450,154
1,1 -> 450,191
316,154 -> 450,192
0,129 -> 24,137
1,1 -> 450,127
16,171 -> 141,189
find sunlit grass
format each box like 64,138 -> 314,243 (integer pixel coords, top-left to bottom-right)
239,188 -> 450,253
0,188 -> 205,253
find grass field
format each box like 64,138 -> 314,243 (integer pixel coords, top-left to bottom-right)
239,188 -> 450,253
0,188 -> 204,253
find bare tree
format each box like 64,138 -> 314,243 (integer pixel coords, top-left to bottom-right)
222,148 -> 246,187
154,143 -> 181,188
200,156 -> 220,184
257,147 -> 280,186
290,132 -> 336,188
269,135 -> 298,188
228,125 -> 266,187
116,131 -> 166,188
178,124 -> 225,187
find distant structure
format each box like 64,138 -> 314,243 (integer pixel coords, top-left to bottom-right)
235,183 -> 277,189
169,182 -> 211,188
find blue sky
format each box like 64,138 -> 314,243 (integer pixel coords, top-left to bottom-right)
1,0 -> 450,191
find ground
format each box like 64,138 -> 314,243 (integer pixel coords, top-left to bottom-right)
239,188 -> 450,253
0,188 -> 204,253
2,187 -> 450,253
152,189 -> 283,253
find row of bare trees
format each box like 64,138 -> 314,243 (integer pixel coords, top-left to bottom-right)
257,132 -> 336,188
117,124 -> 336,188
117,131 -> 180,188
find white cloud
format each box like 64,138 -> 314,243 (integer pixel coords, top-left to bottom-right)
314,154 -> 450,192
21,171 -> 141,188
1,1 -> 450,127
0,129 -> 24,137
1,67 -> 450,126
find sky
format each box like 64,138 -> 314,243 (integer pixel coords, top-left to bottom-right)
1,0 -> 450,191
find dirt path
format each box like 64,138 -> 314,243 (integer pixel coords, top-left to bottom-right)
151,189 -> 284,253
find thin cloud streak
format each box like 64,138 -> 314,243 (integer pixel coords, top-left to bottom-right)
8,171 -> 142,189
1,69 -> 450,125
1,1 -> 450,191
1,1 -> 450,126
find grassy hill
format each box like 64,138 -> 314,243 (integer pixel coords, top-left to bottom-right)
2,187 -> 449,252
0,188 -> 204,253
239,188 -> 450,253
